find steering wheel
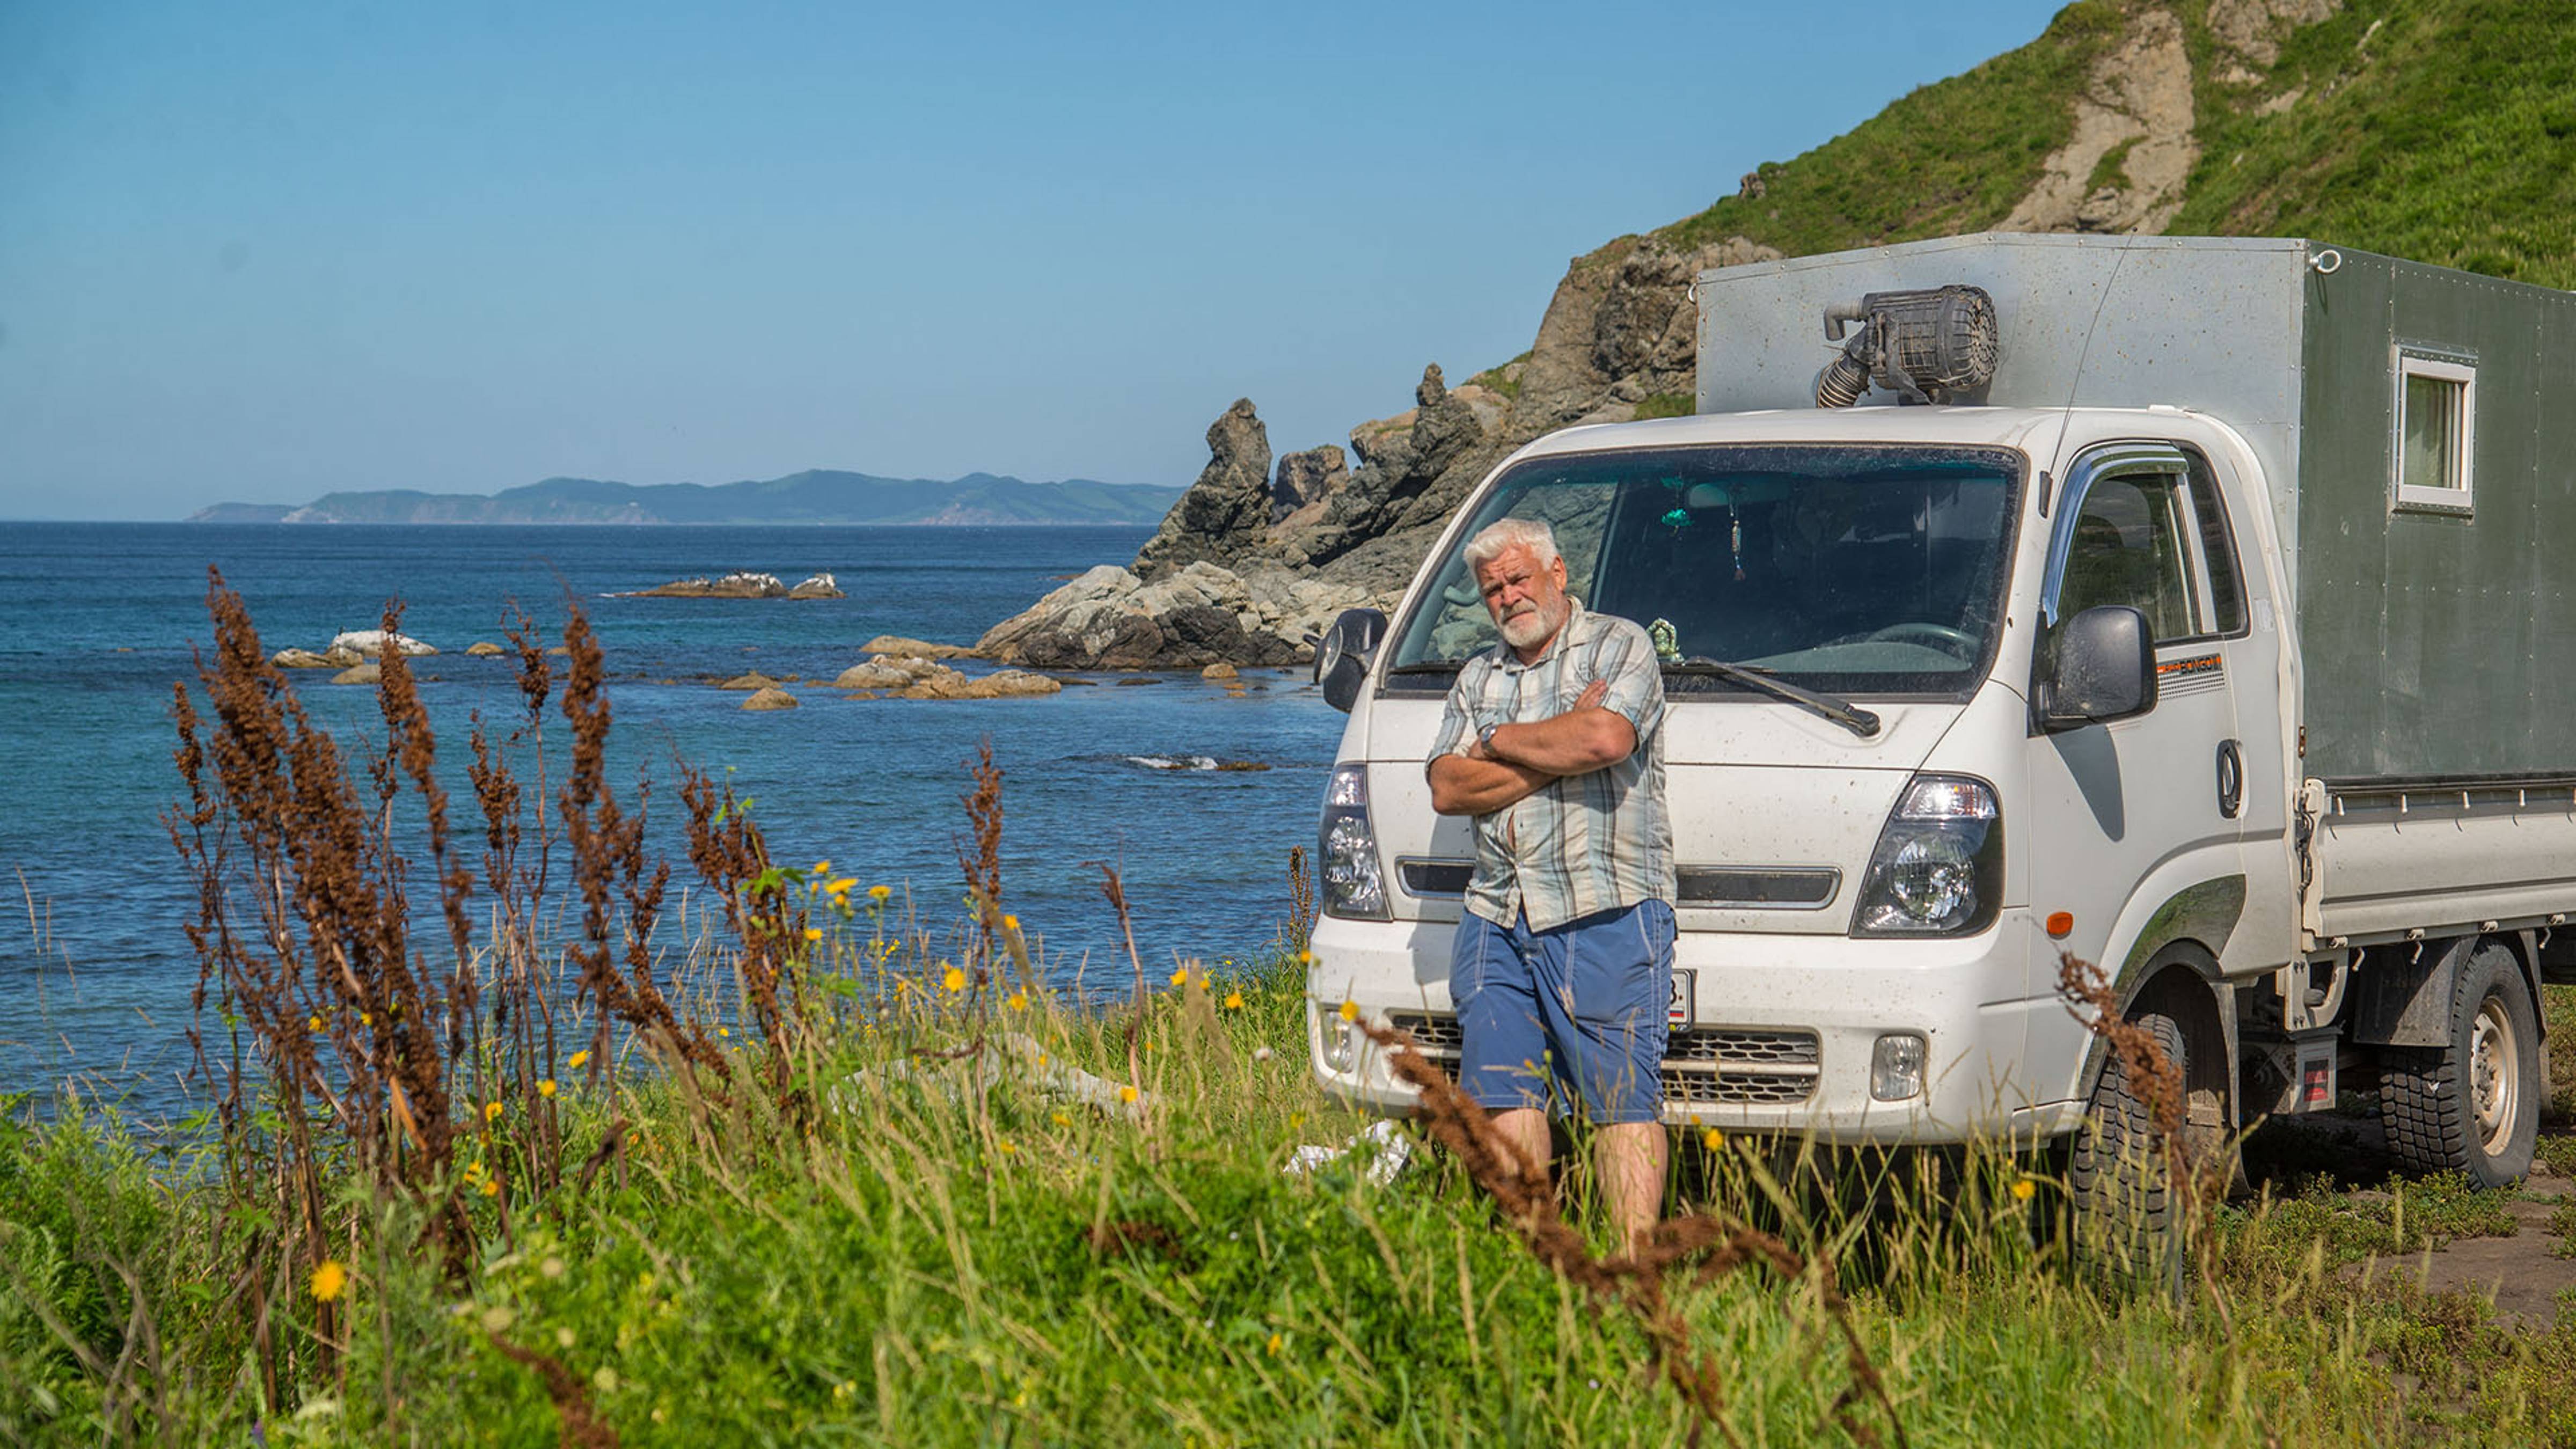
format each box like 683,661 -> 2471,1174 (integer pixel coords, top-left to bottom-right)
1863,622 -> 1978,658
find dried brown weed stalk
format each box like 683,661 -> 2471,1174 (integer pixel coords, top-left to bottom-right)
1362,1022 -> 1907,1449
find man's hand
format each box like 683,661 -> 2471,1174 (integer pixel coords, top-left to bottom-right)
1480,677 -> 1634,775
1430,678 -> 1632,817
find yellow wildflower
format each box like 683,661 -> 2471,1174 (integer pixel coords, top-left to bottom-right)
1168,967 -> 1189,987
718,1025 -> 729,1038
812,859 -> 831,875
1223,991 -> 1244,1011
2010,1177 -> 2038,1202
1337,999 -> 1359,1023
538,1079 -> 557,1099
359,1012 -> 371,1026
1007,992 -> 1028,1012
1052,1111 -> 1070,1128
568,1049 -> 591,1070
307,1014 -> 322,1031
827,876 -> 857,896
480,1177 -> 500,1198
1002,914 -> 1019,931
1118,1085 -> 1139,1104
1266,1332 -> 1283,1356
942,967 -> 967,993
804,926 -> 823,942
310,1259 -> 347,1302
868,883 -> 892,903
484,1101 -> 503,1122
1299,949 -> 1313,965
998,1139 -> 1016,1155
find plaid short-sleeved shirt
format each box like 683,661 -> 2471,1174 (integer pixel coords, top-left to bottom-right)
1426,601 -> 1674,932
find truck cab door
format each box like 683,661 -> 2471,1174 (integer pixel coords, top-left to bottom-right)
2022,442 -> 2278,1075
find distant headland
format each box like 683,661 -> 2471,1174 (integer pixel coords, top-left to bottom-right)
186,470 -> 1184,526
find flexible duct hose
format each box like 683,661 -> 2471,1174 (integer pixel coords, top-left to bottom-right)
1814,351 -> 1870,408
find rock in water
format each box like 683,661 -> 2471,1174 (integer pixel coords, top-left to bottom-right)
330,629 -> 437,657
1133,399 -> 1272,581
833,661 -> 916,690
1201,662 -> 1239,680
964,670 -> 1062,698
740,686 -> 799,711
331,663 -> 381,685
643,572 -> 787,599
465,641 -> 505,656
787,573 -> 844,599
719,671 -> 779,691
858,635 -> 975,659
271,648 -> 338,669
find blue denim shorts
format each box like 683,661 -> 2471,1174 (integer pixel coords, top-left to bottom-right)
1448,899 -> 1675,1125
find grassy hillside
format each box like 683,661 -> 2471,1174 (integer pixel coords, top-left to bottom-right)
1656,0 -> 2576,288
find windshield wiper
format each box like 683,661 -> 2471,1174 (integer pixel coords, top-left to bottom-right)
1666,658 -> 1882,738
1383,662 -> 1465,675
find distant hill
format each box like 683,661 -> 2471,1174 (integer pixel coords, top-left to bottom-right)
187,470 -> 1184,526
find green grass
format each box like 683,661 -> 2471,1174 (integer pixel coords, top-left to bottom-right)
2171,0 -> 2576,288
1631,392 -> 1695,421
15,940 -> 2576,1446
1655,1 -> 2127,257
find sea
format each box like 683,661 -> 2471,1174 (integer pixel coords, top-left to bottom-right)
0,523 -> 1347,1118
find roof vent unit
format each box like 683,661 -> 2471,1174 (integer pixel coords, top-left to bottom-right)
1814,284 -> 2000,408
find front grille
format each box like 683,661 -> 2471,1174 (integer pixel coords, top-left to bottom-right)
1382,1013 -> 1821,1106
1396,860 -> 1840,909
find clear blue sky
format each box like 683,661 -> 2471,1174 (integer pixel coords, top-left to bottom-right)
0,0 -> 2070,519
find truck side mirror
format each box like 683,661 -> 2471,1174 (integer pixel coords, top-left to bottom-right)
2038,605 -> 2157,731
1313,608 -> 1387,713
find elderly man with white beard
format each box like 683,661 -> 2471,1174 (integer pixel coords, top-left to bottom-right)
1425,515 -> 1677,1248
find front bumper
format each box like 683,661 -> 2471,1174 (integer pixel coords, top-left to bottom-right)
1304,909 -> 2082,1145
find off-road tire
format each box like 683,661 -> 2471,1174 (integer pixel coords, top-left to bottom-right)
2069,1011 -> 2186,1275
2377,940 -> 2538,1188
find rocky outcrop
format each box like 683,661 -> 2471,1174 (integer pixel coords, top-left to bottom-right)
838,655 -> 1064,699
740,686 -> 799,711
2001,7 -> 2199,236
719,671 -> 779,691
465,641 -> 505,656
272,647 -> 352,669
1132,400 -> 1272,581
787,573 -> 844,599
331,663 -> 380,686
977,562 -> 1306,669
1271,445 -> 1347,523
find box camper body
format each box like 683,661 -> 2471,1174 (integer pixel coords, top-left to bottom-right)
1306,232 -> 2576,1186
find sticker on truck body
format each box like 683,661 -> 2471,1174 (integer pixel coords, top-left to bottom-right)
1670,969 -> 1695,1030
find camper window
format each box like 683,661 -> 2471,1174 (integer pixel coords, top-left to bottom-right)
2393,348 -> 2476,513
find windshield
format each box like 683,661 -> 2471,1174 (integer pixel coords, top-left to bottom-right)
1385,444 -> 2023,699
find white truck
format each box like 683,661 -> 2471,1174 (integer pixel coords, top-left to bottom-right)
1305,232 -> 2576,1192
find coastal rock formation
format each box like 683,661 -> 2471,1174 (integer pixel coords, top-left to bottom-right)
719,671 -> 779,691
740,686 -> 799,711
976,562 -> 1302,670
272,648 -> 342,669
788,573 -> 844,599
1271,445 -> 1347,523
331,663 -> 380,685
465,641 -> 505,656
330,630 -> 437,658
1132,400 -> 1273,581
834,660 -> 918,690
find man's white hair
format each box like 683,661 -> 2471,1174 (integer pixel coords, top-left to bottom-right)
1462,516 -> 1560,573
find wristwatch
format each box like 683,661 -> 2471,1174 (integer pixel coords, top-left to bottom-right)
1477,721 -> 1501,753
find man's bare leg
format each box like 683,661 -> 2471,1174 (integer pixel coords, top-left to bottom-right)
1597,1121 -> 1667,1252
1490,1107 -> 1552,1184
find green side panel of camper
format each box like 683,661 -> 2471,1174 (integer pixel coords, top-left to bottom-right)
2296,247 -> 2576,780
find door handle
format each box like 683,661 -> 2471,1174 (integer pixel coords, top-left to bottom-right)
2216,738 -> 2243,819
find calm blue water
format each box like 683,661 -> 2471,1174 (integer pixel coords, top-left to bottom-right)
0,523 -> 1343,1114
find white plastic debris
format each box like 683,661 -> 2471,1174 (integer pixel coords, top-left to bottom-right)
837,1030 -> 1153,1122
1283,1118 -> 1413,1185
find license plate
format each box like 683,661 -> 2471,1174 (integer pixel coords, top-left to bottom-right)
1668,969 -> 1695,1030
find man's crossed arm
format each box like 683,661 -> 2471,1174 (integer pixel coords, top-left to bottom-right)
1428,678 -> 1637,817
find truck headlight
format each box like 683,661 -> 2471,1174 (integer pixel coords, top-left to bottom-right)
1319,763 -> 1389,920
1851,775 -> 2002,937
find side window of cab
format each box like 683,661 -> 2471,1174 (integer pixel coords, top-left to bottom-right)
2051,446 -> 2246,646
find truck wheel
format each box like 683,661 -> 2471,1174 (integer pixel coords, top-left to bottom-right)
2377,940 -> 2540,1188
2068,1010 -> 2187,1275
